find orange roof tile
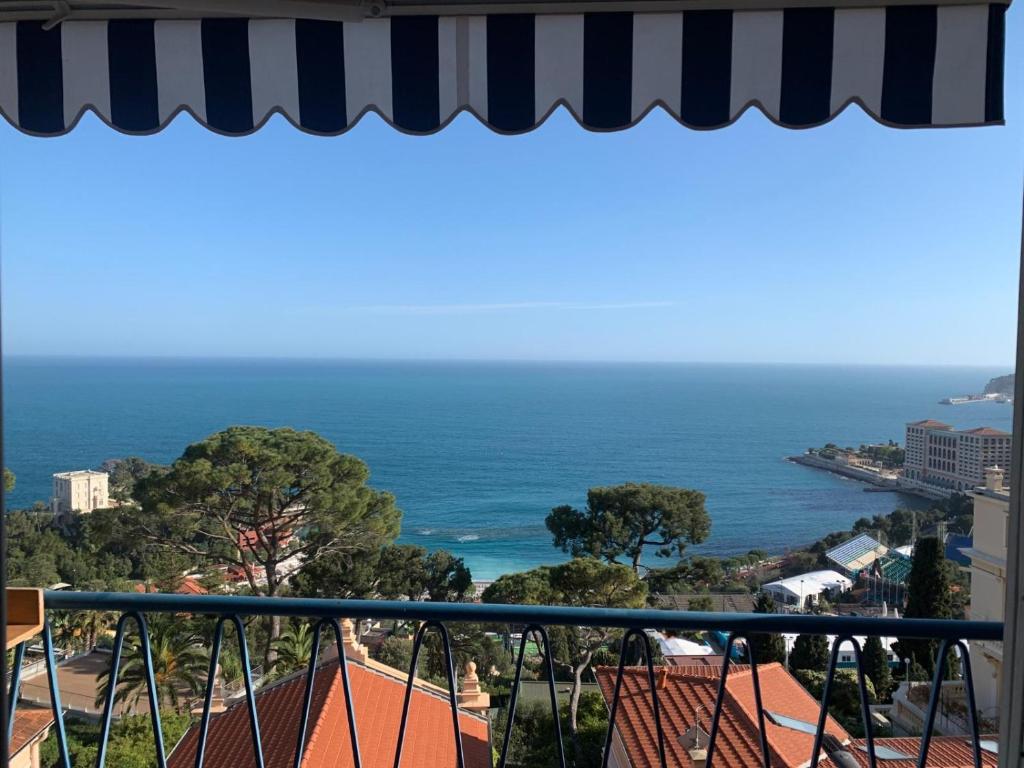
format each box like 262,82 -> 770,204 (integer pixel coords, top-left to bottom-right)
168,662 -> 490,768
10,706 -> 54,756
910,420 -> 952,429
595,663 -> 849,768
962,427 -> 1010,437
824,736 -> 999,767
176,578 -> 209,596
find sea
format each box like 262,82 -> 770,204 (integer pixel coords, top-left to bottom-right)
1,358 -> 1014,580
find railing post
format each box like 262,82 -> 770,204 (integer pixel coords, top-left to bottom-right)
498,624 -> 565,768
42,621 -> 70,768
292,619 -> 361,768
96,612 -> 166,768
5,642 -> 25,748
195,616 -> 264,768
600,628 -> 666,768
392,621 -> 464,768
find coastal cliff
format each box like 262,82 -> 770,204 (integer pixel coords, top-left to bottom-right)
984,373 -> 1015,396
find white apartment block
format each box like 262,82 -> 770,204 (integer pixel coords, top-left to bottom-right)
903,420 -> 1012,492
51,470 -> 110,521
962,468 -> 1011,721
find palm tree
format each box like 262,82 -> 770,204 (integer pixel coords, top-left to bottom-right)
50,612 -> 89,653
96,620 -> 207,715
73,610 -> 116,650
272,623 -> 314,675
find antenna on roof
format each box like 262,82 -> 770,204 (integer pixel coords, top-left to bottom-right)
693,704 -> 706,735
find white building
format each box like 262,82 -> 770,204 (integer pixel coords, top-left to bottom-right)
761,570 -> 853,611
50,470 -> 110,522
782,633 -> 900,669
961,467 -> 1010,720
904,420 -> 1012,492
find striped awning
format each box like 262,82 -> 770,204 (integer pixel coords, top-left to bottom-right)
0,2 -> 1008,136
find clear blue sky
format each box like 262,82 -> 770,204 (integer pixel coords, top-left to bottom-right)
2,13 -> 1022,366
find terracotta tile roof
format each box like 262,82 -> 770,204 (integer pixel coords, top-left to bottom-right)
133,578 -> 208,595
176,578 -> 209,596
168,661 -> 490,768
962,427 -> 1010,437
823,736 -> 1000,767
664,655 -> 725,668
10,705 -> 54,756
910,420 -> 952,429
595,663 -> 849,768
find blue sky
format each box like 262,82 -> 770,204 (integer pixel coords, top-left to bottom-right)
1,14 -> 1022,365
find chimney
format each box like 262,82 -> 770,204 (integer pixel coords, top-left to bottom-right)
985,466 -> 1005,491
688,748 -> 707,768
340,618 -> 369,664
457,661 -> 491,714
657,668 -> 670,690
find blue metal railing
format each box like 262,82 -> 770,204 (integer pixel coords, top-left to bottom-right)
5,591 -> 1005,768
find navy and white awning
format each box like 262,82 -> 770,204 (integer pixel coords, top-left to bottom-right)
0,1 -> 1008,136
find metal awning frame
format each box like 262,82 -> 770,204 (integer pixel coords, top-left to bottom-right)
0,0 -> 1006,24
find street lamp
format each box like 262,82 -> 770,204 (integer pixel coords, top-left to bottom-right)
904,657 -> 911,685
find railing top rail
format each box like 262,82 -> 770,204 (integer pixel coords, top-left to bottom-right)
43,591 -> 1004,641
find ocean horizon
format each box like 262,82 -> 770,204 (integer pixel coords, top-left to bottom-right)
2,357 -> 1014,580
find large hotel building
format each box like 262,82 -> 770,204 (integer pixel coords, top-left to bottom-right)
904,419 -> 1012,492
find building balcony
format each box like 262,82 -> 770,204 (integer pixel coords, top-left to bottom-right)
4,590 -> 1007,768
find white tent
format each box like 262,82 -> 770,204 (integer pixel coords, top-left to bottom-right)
761,570 -> 854,611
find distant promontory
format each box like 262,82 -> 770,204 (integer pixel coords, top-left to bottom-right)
939,372 -> 1014,405
984,373 -> 1015,396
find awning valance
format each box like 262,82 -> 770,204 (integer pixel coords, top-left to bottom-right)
0,3 -> 1007,136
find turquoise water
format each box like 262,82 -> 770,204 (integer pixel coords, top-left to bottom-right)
2,359 -> 1014,580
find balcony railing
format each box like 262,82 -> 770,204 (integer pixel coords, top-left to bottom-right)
6,590 -> 1005,768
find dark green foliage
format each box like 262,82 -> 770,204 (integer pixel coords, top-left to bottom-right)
39,711 -> 191,768
789,634 -> 829,672
749,592 -> 786,665
133,426 -> 402,598
896,537 -> 953,677
423,623 -> 512,682
688,594 -> 715,612
800,495 -> 973,562
546,483 -> 710,572
5,510 -> 133,589
96,617 -> 207,714
483,559 -> 646,743
271,622 -> 315,677
781,551 -> 824,578
862,636 -> 893,700
492,692 -> 608,767
376,636 -> 415,673
794,669 -> 876,737
859,442 -> 906,468
645,556 -> 726,596
292,543 -> 472,602
99,456 -> 162,503
3,467 -> 14,492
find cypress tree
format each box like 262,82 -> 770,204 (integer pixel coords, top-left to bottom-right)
862,636 -> 893,700
749,592 -> 787,665
790,634 -> 830,672
896,537 -> 952,677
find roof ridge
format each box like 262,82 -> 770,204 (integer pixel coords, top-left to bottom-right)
300,666 -> 343,768
358,660 -> 490,724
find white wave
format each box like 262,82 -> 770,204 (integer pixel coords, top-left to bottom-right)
457,534 -> 481,542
